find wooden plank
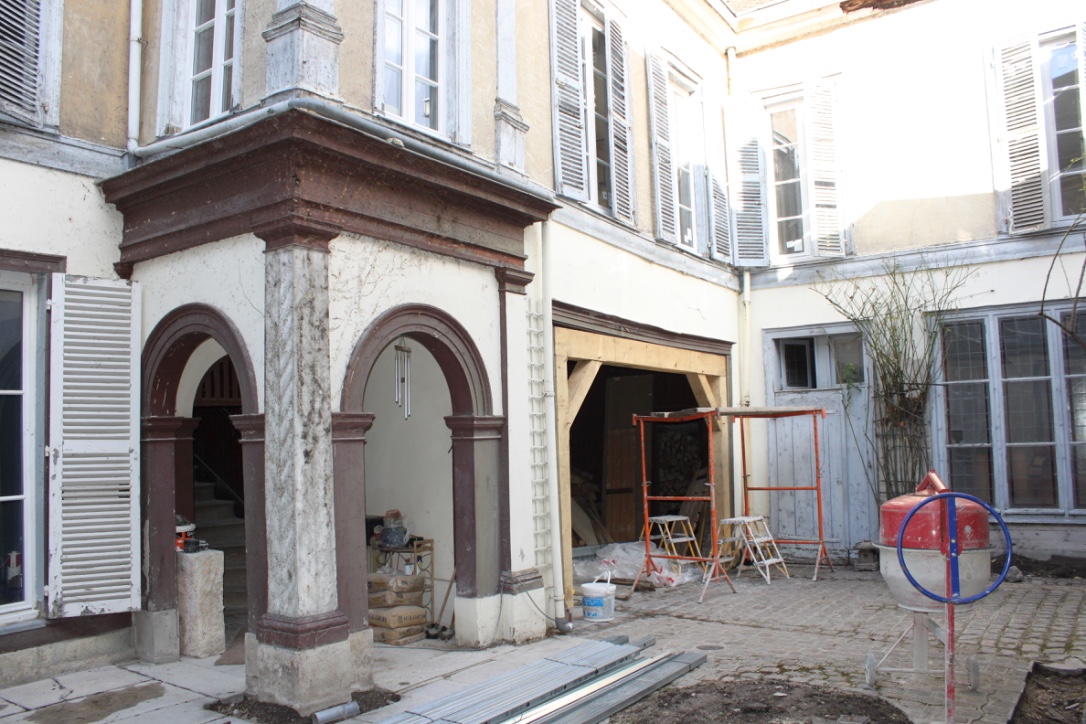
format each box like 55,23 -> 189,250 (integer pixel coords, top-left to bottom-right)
565,359 -> 601,425
570,498 -> 599,547
555,327 -> 725,376
555,353 -> 575,605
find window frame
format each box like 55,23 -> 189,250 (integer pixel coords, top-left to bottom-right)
184,0 -> 239,128
934,303 -> 1086,518
1039,29 -> 1086,223
0,270 -> 42,627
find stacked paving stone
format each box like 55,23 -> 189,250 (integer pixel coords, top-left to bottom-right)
368,572 -> 428,645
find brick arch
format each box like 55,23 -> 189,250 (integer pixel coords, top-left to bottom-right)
341,304 -> 502,598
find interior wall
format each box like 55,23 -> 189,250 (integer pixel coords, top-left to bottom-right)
363,340 -> 456,597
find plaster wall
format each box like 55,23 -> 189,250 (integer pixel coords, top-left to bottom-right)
471,0 -> 498,158
518,0 -> 553,190
546,223 -> 740,342
327,235 -> 502,414
59,0 -> 128,148
733,0 -> 1079,254
132,235 -> 267,411
242,0 -> 273,104
363,342 -> 456,600
338,0 -> 371,110
0,161 -> 122,278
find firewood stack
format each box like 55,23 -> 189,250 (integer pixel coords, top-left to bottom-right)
368,572 -> 428,646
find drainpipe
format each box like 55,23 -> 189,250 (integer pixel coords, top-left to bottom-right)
741,269 -> 752,407
126,0 -> 143,152
540,220 -> 571,632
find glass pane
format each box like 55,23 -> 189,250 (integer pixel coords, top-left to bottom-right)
0,396 -> 22,498
947,382 -> 991,445
782,341 -> 813,388
771,109 -> 797,145
1074,444 -> 1086,508
193,26 -> 214,75
678,166 -> 692,207
224,13 -> 234,62
594,114 -> 610,164
948,447 -> 992,503
195,0 -> 215,26
1007,445 -> 1057,507
1050,43 -> 1077,92
680,208 -> 694,246
415,81 -> 437,129
0,291 -> 22,392
414,33 -> 437,81
1059,172 -> 1086,217
190,76 -> 211,124
1053,87 -> 1081,135
226,0 -> 234,9
1072,378 -> 1086,441
777,219 -> 804,253
415,0 -> 436,33
1062,312 -> 1086,374
776,180 -> 802,218
383,67 -> 402,115
221,62 -> 233,113
595,159 -> 610,206
831,334 -> 863,384
1000,317 -> 1048,378
1056,128 -> 1085,172
773,145 -> 799,182
384,17 -> 402,65
0,500 -> 24,605
1003,379 -> 1053,443
943,321 -> 987,382
386,0 -> 403,16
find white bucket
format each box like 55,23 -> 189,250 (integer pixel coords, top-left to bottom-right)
582,579 -> 616,622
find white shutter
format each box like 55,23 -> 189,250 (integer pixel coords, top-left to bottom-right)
995,36 -> 1046,233
727,98 -> 769,267
703,101 -> 732,262
47,275 -> 141,618
551,0 -> 589,200
808,80 -> 844,257
605,17 -> 635,225
648,53 -> 677,243
0,0 -> 43,124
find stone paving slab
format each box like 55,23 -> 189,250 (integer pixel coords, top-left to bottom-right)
573,566 -> 1085,724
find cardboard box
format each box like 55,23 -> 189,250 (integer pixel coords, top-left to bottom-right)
368,573 -> 425,593
369,589 -> 424,609
368,605 -> 428,629
371,624 -> 425,643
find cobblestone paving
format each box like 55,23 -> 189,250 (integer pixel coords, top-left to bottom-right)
575,566 -> 1086,723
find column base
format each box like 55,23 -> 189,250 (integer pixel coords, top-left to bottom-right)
245,633 -> 353,716
349,628 -> 374,691
134,608 -> 179,664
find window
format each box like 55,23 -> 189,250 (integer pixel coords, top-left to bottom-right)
731,81 -> 843,267
1,0 -> 59,127
774,332 -> 862,391
187,0 -> 237,126
939,308 -> 1085,514
994,24 -> 1086,233
551,0 -> 633,223
382,0 -> 443,132
781,339 -> 815,388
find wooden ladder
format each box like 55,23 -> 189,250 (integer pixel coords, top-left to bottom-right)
719,515 -> 789,583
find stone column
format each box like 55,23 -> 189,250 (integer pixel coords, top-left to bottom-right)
263,0 -> 344,102
230,414 -> 267,634
332,412 -> 375,690
136,416 -> 199,664
248,221 -> 350,716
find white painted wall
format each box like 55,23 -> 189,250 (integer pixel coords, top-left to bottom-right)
133,234 -> 267,410
328,235 -> 503,415
363,341 -> 456,605
0,160 -> 122,278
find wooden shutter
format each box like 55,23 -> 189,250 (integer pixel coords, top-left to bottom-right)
47,275 -> 141,618
703,101 -> 732,262
728,99 -> 769,267
0,0 -> 43,124
605,17 -> 635,224
995,36 -> 1046,233
808,81 -> 844,257
648,53 -> 677,243
551,0 -> 589,201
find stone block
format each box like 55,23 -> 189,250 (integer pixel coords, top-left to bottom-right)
177,549 -> 225,658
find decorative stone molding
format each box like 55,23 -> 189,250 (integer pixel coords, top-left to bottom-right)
263,3 -> 344,100
494,99 -> 529,173
496,267 -> 534,295
256,610 -> 349,650
262,4 -> 344,45
500,568 -> 544,595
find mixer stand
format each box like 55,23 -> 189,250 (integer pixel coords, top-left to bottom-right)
865,611 -> 979,691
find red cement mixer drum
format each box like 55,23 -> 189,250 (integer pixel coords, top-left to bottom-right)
875,471 -> 993,611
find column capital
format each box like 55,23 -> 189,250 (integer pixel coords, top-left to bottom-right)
253,216 -> 340,253
142,416 -> 200,440
331,412 -> 375,441
230,413 -> 266,442
496,267 -> 533,295
263,3 -> 344,45
444,415 -> 504,440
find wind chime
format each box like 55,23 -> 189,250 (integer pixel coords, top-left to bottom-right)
394,337 -> 411,419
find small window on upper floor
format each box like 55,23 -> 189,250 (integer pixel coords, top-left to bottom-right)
157,0 -> 241,134
994,23 -> 1086,233
376,0 -> 468,143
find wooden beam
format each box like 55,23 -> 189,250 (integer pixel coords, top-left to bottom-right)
566,360 -> 601,424
556,328 -> 724,376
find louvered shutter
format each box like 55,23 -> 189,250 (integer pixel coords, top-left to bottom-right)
995,36 -> 1046,233
0,0 -> 43,124
551,0 -> 589,201
605,17 -> 635,224
808,81 -> 844,257
648,54 -> 677,243
47,275 -> 141,618
727,99 -> 769,267
703,101 -> 732,262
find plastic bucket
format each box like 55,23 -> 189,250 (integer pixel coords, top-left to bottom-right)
581,581 -> 616,622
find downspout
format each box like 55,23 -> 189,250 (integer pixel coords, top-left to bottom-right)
741,269 -> 751,407
540,220 -> 571,632
126,0 -> 143,152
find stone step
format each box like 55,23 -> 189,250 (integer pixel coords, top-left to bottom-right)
195,498 -> 238,522
223,565 -> 247,589
196,519 -> 246,548
194,481 -> 218,502
212,543 -> 247,569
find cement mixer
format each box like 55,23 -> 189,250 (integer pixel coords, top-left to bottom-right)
866,471 -> 1012,724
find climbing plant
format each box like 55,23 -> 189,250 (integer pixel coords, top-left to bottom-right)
815,261 -> 974,502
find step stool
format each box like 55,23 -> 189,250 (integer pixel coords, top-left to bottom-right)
718,515 -> 789,583
644,514 -> 702,573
